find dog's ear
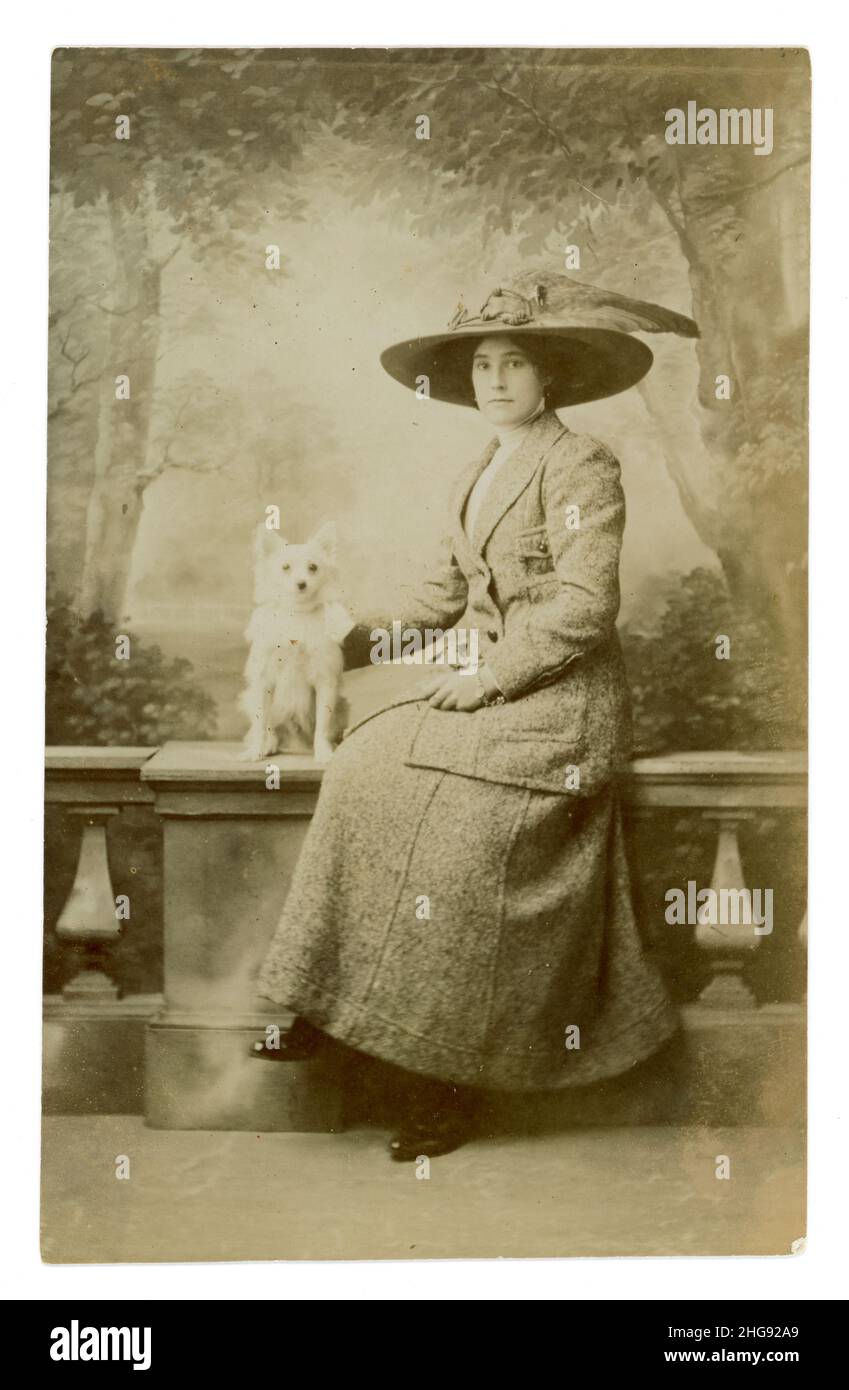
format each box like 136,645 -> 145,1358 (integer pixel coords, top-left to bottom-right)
310,520 -> 336,560
253,523 -> 287,565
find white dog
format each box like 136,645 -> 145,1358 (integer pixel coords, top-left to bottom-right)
239,522 -> 353,764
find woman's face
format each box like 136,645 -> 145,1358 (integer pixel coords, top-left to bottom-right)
471,336 -> 547,426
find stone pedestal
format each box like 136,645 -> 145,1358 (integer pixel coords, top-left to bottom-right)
43,995 -> 160,1115
141,742 -> 345,1132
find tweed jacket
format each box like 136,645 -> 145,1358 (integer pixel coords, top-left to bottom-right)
343,409 -> 633,796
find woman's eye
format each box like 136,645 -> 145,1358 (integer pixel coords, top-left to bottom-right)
307,563 -> 318,574
281,563 -> 290,572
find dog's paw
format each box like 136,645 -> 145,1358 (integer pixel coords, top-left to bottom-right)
238,743 -> 278,763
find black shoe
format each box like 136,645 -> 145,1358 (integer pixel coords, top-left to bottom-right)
388,1093 -> 481,1162
249,1016 -> 323,1062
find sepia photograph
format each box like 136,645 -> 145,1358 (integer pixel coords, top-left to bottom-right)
41,45 -> 809,1263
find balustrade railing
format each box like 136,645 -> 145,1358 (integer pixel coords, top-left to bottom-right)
43,743 -> 806,1125
44,745 -> 806,1013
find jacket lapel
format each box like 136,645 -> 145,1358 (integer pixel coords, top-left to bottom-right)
464,410 -> 569,557
449,441 -> 499,577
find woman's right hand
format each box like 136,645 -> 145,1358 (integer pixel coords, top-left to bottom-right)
417,669 -> 486,712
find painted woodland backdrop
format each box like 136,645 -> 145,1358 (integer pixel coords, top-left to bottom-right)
47,47 -> 809,752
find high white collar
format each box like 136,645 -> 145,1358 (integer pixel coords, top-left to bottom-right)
493,396 -> 547,447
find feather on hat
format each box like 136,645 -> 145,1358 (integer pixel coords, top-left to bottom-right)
380,270 -> 699,408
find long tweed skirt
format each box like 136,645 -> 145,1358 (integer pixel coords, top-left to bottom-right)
257,703 -> 679,1091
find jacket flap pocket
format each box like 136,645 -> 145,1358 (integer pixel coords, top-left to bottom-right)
405,702 -> 480,777
473,731 -> 588,793
515,525 -> 551,559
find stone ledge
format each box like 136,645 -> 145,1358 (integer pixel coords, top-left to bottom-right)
141,741 -> 322,786
44,998 -> 805,1130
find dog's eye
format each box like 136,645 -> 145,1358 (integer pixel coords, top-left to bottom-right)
281,563 -> 290,572
307,563 -> 318,573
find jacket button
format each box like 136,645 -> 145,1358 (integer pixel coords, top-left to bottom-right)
487,629 -> 499,642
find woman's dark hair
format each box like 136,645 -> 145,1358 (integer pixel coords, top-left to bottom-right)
515,339 -> 555,403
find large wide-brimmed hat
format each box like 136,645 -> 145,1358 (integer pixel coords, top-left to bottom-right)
380,270 -> 699,409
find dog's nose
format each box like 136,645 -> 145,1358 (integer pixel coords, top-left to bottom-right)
297,580 -> 307,591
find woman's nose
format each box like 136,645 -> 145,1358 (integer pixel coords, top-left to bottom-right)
297,580 -> 307,591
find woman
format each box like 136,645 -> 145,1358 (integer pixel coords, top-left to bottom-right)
253,271 -> 695,1161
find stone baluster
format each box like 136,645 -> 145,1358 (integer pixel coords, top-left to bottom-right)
695,810 -> 760,1008
55,807 -> 121,1001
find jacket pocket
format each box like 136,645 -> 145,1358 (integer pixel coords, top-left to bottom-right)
523,573 -> 561,603
515,524 -> 555,577
473,731 -> 588,794
404,702 -> 481,779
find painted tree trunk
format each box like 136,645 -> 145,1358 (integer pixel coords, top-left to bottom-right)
78,204 -> 164,624
643,151 -> 809,652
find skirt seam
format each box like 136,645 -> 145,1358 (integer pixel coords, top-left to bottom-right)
355,769 -> 444,1011
482,786 -> 532,1045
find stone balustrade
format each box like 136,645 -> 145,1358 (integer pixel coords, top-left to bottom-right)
44,743 -> 807,1130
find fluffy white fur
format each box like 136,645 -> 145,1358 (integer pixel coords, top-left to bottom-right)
238,522 -> 351,764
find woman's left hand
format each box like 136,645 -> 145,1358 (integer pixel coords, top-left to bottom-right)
418,669 -> 485,712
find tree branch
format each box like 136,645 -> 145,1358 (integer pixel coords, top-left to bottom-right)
472,74 -> 619,208
156,241 -> 182,272
688,154 -> 811,214
48,292 -> 94,330
48,329 -> 100,419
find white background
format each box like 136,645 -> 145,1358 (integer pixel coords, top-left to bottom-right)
1,0 -> 843,1302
